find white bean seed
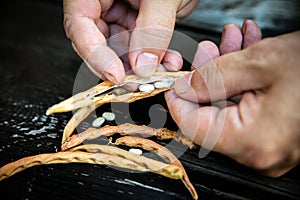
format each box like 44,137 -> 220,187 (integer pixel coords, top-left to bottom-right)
102,112 -> 116,121
139,84 -> 155,92
154,81 -> 172,89
92,117 -> 105,127
129,148 -> 143,155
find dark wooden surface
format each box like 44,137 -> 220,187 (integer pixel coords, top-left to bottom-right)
0,1 -> 299,199
177,0 -> 300,36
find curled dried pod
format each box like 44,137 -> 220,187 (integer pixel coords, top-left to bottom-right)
0,145 -> 183,182
61,123 -> 196,151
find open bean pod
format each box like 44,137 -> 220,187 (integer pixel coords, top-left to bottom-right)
46,71 -> 191,115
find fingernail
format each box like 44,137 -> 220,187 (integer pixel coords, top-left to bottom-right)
242,20 -> 248,34
102,63 -> 125,84
102,71 -> 117,83
174,73 -> 192,94
163,59 -> 182,71
135,52 -> 158,77
163,51 -> 183,71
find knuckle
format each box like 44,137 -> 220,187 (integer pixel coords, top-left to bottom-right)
132,27 -> 172,50
190,70 -> 210,102
193,62 -> 225,102
245,37 -> 277,68
63,14 -> 73,39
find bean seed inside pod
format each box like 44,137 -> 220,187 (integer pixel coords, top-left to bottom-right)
102,112 -> 116,121
113,87 -> 130,95
139,84 -> 155,92
154,81 -> 172,89
92,117 -> 105,127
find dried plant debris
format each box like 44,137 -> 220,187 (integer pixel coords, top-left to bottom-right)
61,123 -> 196,151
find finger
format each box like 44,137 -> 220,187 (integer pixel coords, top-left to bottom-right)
165,90 -> 229,153
173,50 -> 267,102
176,0 -> 200,18
219,24 -> 243,55
242,20 -> 262,48
85,45 -> 125,84
191,41 -> 220,70
162,49 -> 183,71
129,0 -> 182,77
165,90 -> 214,142
127,0 -> 140,10
108,24 -> 131,72
96,18 -> 109,39
165,89 -> 260,157
102,1 -> 137,30
63,0 -> 125,83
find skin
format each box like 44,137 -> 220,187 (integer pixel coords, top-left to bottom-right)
63,0 -> 199,83
165,20 -> 300,177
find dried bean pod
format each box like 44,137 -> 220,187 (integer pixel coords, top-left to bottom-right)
0,145 -> 183,182
46,81 -> 114,115
61,123 -> 196,151
47,71 -> 191,114
61,104 -> 101,144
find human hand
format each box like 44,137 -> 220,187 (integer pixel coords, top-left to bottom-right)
63,0 -> 199,84
166,20 -> 300,177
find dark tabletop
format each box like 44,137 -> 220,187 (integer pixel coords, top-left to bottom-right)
0,1 -> 299,200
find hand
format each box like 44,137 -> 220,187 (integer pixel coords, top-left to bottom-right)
63,0 -> 199,83
166,20 -> 300,177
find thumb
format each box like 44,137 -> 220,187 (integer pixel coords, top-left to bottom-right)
129,0 -> 182,77
174,49 -> 268,102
